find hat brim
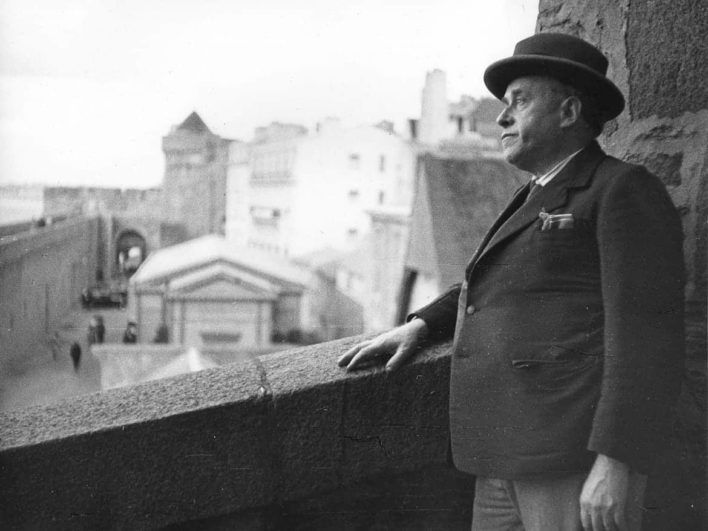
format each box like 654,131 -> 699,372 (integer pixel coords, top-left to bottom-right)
484,55 -> 625,120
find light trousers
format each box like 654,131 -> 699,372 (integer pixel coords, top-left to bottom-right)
471,472 -> 647,531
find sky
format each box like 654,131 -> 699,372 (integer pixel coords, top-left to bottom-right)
0,0 -> 537,189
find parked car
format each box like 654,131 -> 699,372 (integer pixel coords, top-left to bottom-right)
81,280 -> 127,308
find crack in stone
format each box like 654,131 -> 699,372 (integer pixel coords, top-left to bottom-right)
249,355 -> 272,398
343,434 -> 392,458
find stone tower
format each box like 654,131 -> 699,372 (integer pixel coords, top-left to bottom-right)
162,112 -> 232,241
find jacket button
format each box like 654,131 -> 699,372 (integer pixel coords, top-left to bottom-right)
466,304 -> 476,315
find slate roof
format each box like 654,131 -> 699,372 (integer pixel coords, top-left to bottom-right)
471,98 -> 504,125
412,154 -> 527,289
131,235 -> 310,290
177,111 -> 212,134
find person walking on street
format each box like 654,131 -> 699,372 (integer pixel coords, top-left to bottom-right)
69,341 -> 82,372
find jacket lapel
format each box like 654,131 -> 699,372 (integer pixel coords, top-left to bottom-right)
470,142 -> 606,268
464,182 -> 529,276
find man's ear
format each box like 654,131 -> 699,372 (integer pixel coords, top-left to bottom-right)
559,96 -> 582,128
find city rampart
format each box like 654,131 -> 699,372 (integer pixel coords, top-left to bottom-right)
0,338 -> 477,530
1,334 -> 702,530
0,2 -> 704,529
0,216 -> 102,373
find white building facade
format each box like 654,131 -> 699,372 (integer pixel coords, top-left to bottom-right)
225,119 -> 416,258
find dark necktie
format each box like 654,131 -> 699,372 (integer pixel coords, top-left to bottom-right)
526,181 -> 542,203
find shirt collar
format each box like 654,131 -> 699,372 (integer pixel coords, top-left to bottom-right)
532,147 -> 585,187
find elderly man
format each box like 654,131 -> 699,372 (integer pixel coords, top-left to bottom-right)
338,33 -> 685,531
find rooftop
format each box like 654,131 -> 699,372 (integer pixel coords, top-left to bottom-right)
176,111 -> 212,134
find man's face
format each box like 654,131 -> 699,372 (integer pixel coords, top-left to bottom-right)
496,76 -> 566,174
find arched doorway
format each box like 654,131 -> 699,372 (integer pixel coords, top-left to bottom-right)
115,230 -> 147,278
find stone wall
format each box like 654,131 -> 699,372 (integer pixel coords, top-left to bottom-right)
0,338 -> 474,530
43,186 -> 163,219
0,216 -> 101,373
538,1 -> 707,528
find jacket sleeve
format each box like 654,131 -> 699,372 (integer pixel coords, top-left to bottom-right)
406,283 -> 461,341
588,166 -> 685,474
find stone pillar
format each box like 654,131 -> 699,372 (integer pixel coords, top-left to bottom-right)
537,2 -> 707,528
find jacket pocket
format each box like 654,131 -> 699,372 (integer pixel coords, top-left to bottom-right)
511,346 -> 600,392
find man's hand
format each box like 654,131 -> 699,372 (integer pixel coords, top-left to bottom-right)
580,454 -> 631,531
337,319 -> 429,372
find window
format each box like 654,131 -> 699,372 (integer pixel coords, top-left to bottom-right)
250,206 -> 281,225
348,189 -> 360,200
378,191 -> 385,204
379,155 -> 386,172
348,154 -> 360,170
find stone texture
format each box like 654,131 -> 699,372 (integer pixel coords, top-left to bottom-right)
626,153 -> 683,187
627,0 -> 708,119
0,358 -> 275,530
0,337 -> 459,530
538,1 -> 707,527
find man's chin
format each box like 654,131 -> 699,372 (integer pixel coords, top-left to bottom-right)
501,150 -> 530,172
501,149 -> 519,165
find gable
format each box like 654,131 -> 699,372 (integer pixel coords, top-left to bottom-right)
410,155 -> 526,290
170,276 -> 276,301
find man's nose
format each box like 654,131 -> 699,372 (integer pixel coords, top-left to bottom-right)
496,107 -> 512,127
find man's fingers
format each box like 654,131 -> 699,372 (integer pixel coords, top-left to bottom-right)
609,506 -> 626,531
591,510 -> 606,531
385,341 -> 414,371
338,341 -> 370,367
580,504 -> 592,531
346,343 -> 386,371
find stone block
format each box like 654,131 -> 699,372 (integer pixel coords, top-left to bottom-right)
339,342 -> 451,480
0,358 -> 277,530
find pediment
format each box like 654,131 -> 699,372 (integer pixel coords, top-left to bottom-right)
170,276 -> 276,301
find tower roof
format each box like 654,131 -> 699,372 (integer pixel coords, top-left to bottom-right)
177,112 -> 212,134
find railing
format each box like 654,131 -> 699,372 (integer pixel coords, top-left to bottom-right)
0,337 -> 477,530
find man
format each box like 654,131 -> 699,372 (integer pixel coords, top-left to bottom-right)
122,320 -> 138,344
338,33 -> 685,531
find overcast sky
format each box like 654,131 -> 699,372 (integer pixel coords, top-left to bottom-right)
0,0 -> 537,188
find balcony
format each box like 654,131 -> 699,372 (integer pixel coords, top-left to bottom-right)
2,328 -> 701,529
0,337 -> 477,530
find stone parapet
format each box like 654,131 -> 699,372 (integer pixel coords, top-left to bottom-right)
0,337 -> 462,530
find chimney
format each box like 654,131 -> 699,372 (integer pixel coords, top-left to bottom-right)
418,69 -> 448,144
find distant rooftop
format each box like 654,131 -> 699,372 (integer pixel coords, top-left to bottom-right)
176,111 -> 212,134
471,98 -> 504,124
132,234 -> 310,289
413,155 -> 526,288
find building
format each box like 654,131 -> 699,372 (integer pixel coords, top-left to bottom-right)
413,69 -> 503,154
359,70 -> 509,331
365,205 -> 411,331
128,235 -> 311,348
399,154 -> 526,317
225,118 -> 416,258
162,112 -> 234,240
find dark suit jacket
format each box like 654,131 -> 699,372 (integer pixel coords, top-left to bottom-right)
413,141 -> 685,479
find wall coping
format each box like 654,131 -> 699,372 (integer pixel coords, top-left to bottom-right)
0,336 -> 453,530
0,214 -> 98,266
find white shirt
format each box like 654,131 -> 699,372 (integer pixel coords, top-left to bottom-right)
532,147 -> 585,187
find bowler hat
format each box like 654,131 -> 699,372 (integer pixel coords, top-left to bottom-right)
484,33 -> 625,120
